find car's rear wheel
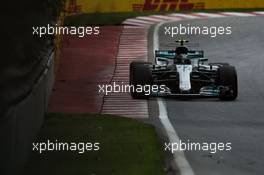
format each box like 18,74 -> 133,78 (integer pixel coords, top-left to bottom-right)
130,61 -> 152,99
217,66 -> 238,100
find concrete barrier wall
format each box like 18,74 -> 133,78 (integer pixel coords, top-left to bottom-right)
65,0 -> 264,14
0,52 -> 54,175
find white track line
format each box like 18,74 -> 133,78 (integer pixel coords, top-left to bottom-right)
253,11 -> 264,15
169,13 -> 201,19
149,15 -> 181,21
158,99 -> 195,175
220,12 -> 255,17
124,18 -> 154,25
194,12 -> 226,18
153,21 -> 195,175
136,16 -> 165,22
123,21 -> 150,27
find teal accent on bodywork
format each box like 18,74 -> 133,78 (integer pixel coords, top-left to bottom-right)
200,86 -> 220,96
155,50 -> 204,59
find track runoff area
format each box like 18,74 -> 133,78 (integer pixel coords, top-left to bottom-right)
100,11 -> 264,175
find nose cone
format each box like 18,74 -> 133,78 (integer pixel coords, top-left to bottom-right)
176,65 -> 192,91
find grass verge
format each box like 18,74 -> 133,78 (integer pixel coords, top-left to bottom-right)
64,8 -> 264,26
23,113 -> 166,175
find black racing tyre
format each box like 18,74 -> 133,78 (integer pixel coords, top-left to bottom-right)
217,66 -> 238,100
130,61 -> 152,99
129,62 -> 151,83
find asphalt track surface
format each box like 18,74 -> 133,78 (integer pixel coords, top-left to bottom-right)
156,16 -> 264,175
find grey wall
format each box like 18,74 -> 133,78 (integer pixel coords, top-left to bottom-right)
0,52 -> 54,175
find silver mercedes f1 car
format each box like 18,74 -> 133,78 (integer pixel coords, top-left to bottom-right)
129,40 -> 238,100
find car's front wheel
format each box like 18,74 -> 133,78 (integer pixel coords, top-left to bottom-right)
217,66 -> 238,100
130,61 -> 152,99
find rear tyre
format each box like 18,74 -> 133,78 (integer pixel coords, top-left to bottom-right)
217,66 -> 238,100
130,61 -> 152,99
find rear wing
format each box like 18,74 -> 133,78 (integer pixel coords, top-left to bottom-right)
155,50 -> 204,59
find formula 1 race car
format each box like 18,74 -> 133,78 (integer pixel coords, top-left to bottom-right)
129,40 -> 238,100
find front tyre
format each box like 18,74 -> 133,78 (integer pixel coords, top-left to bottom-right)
217,66 -> 238,101
130,61 -> 152,99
